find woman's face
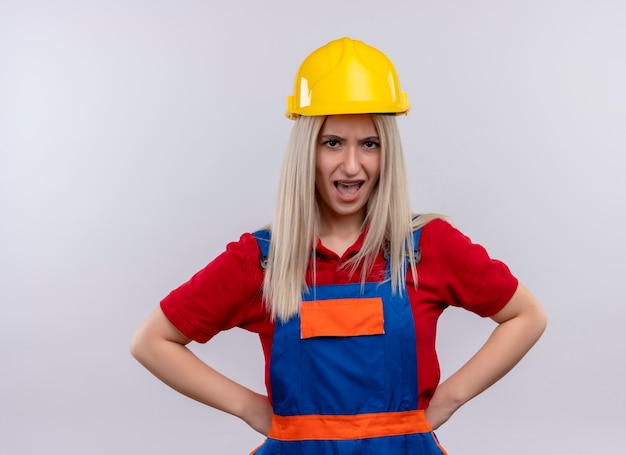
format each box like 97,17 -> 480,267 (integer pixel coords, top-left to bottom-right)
315,114 -> 381,227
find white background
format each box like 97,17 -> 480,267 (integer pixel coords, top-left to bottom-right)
2,1 -> 625,453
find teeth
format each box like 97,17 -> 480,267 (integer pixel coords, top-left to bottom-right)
335,181 -> 362,197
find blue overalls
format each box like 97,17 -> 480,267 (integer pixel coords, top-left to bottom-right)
251,229 -> 446,455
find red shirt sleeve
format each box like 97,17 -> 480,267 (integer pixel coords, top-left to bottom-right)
418,219 -> 518,317
160,233 -> 271,343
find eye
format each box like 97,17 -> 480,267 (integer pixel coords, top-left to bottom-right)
323,139 -> 340,148
363,140 -> 380,149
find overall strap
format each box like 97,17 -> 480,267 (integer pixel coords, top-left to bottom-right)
253,229 -> 271,269
383,227 -> 423,266
411,214 -> 423,264
411,227 -> 423,264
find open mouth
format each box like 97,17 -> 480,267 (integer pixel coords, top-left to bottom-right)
334,181 -> 364,197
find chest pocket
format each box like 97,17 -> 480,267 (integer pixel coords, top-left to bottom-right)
300,297 -> 384,339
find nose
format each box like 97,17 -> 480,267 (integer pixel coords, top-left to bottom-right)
341,145 -> 360,176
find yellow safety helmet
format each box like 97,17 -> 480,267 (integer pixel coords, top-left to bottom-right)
286,37 -> 410,119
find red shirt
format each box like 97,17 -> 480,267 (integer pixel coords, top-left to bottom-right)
161,219 -> 518,409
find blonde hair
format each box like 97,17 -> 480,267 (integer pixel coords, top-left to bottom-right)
263,114 -> 437,321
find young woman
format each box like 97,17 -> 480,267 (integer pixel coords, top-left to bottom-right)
131,37 -> 547,454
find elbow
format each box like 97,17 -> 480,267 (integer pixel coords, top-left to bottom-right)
130,308 -> 159,363
512,284 -> 548,341
535,303 -> 548,339
129,307 -> 186,365
129,329 -> 144,362
524,297 -> 548,345
130,323 -> 153,365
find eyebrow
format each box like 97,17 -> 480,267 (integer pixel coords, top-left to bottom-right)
319,134 -> 380,141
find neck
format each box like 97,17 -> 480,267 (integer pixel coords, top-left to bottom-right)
318,210 -> 365,257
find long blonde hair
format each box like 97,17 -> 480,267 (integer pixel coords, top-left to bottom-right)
263,114 -> 437,321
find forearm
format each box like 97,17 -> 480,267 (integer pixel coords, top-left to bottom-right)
437,306 -> 544,407
130,308 -> 272,434
427,284 -> 546,427
133,335 -> 255,415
